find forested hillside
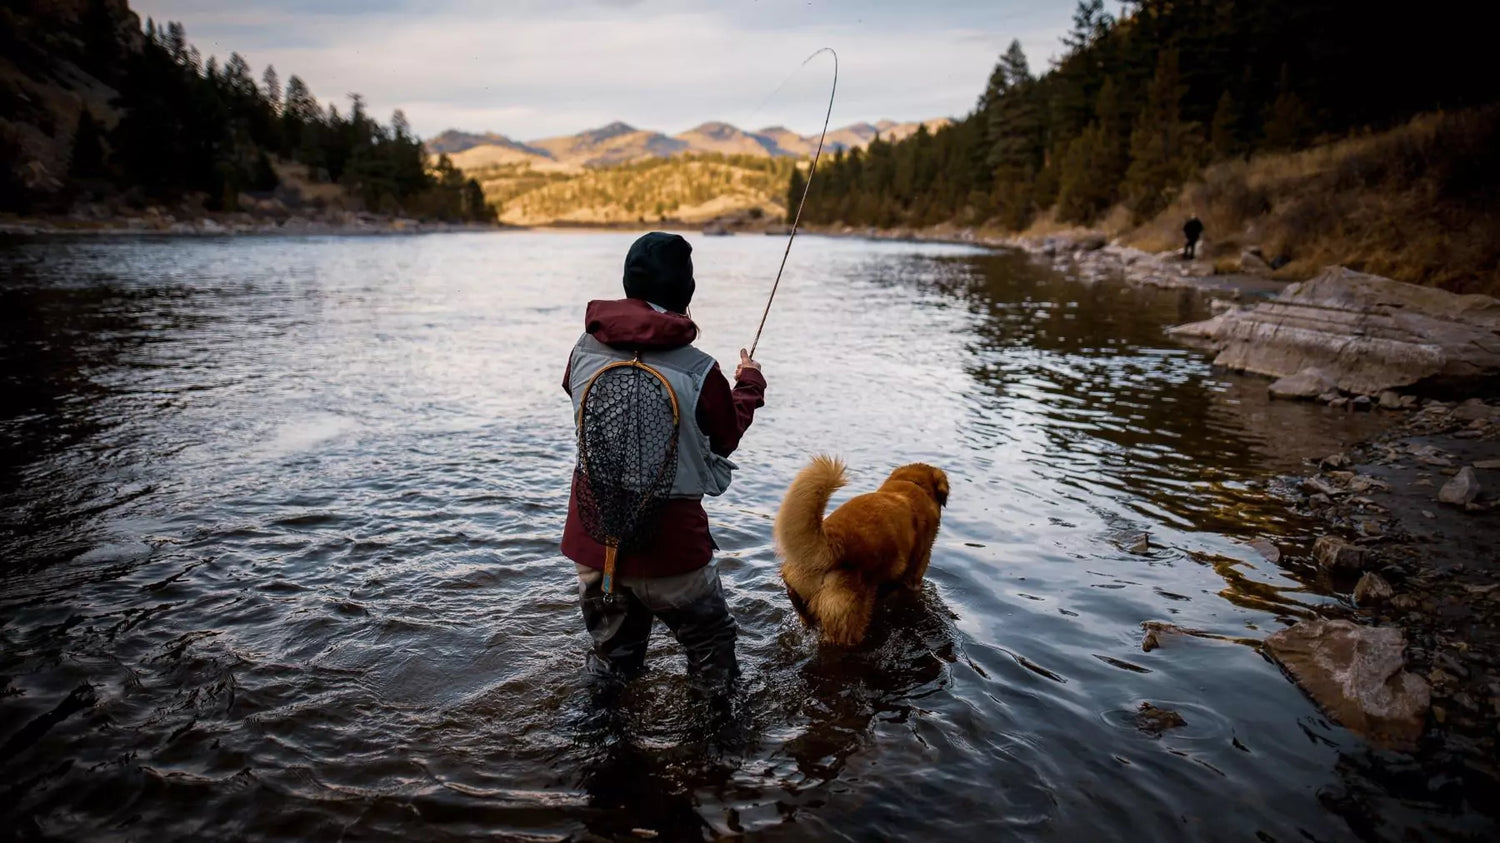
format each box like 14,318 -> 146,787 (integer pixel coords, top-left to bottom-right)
0,0 -> 494,223
796,0 -> 1498,290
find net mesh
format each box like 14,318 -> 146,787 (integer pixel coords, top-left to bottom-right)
574,362 -> 680,554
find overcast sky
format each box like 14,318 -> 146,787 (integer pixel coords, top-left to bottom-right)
132,0 -> 1083,141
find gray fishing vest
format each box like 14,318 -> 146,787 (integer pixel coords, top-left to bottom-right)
568,334 -> 737,498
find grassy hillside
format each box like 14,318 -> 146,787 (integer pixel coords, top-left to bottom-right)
474,154 -> 796,226
1122,107 -> 1500,294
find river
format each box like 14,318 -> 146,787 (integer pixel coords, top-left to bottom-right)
1,231 -> 1477,840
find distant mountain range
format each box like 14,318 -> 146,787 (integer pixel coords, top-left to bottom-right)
427,118 -> 952,171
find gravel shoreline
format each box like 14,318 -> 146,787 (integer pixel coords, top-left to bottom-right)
1277,401 -> 1500,794
0,212 -> 504,237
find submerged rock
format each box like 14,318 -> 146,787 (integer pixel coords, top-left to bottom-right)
1438,466 -> 1481,506
1246,538 -> 1282,562
1354,572 -> 1395,606
1269,367 -> 1338,400
1314,536 -> 1370,571
1264,619 -> 1430,751
1135,702 -> 1187,736
1168,266 -> 1500,394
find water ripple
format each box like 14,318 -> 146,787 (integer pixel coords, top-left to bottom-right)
0,232 -> 1452,840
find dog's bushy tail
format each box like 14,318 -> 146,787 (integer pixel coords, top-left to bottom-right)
775,455 -> 846,585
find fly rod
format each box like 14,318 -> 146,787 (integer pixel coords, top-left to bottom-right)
748,47 -> 838,359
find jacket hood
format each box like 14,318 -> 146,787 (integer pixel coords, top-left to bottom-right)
584,298 -> 699,350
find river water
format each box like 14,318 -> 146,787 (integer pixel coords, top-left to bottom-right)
0,232 -> 1483,840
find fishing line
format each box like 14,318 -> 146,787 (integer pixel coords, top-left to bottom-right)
748,46 -> 837,359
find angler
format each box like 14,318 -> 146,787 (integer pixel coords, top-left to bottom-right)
561,232 -> 767,692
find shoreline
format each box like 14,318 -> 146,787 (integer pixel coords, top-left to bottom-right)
0,212 -> 509,238
1275,401 -> 1500,794
802,221 -> 1290,299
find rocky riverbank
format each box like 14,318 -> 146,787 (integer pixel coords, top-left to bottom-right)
1267,398 -> 1500,798
806,223 -> 1289,299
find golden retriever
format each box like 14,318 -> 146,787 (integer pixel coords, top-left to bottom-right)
774,455 -> 949,646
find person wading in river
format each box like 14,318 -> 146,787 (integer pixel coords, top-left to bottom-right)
561,231 -> 767,693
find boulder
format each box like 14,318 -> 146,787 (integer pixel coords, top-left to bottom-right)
1452,399 -> 1497,422
1353,572 -> 1394,606
1269,367 -> 1338,400
1314,536 -> 1370,571
1076,234 -> 1107,252
1240,248 -> 1273,275
1264,619 -> 1430,750
1167,266 -> 1500,394
1378,390 -> 1405,409
1438,466 -> 1480,506
1320,453 -> 1350,470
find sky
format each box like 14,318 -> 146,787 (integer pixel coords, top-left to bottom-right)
131,0 -> 1084,141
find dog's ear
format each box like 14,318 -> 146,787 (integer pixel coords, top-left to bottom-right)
931,468 -> 949,507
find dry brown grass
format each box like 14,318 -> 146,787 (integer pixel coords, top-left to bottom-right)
1123,106 -> 1500,294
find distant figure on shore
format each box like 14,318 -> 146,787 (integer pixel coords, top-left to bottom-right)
1182,217 -> 1204,260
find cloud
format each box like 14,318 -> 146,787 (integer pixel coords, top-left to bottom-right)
132,0 -> 1074,139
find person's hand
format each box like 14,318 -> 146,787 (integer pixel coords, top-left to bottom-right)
735,348 -> 760,380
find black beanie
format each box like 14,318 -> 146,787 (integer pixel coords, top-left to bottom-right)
623,232 -> 695,314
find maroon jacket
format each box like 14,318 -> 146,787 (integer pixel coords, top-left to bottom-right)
561,299 -> 767,577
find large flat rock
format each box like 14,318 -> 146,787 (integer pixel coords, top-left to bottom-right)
1264,619 -> 1430,751
1169,267 -> 1500,394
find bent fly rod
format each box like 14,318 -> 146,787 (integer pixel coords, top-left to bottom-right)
747,47 -> 838,359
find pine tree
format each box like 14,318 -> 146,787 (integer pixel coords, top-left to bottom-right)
785,166 -> 805,223
1123,49 -> 1203,221
1209,90 -> 1241,160
986,43 -> 1044,173
262,65 -> 281,111
1261,66 -> 1308,151
983,41 -> 1045,229
283,75 -> 317,123
70,108 -> 107,180
165,22 -> 186,63
1062,0 -> 1112,52
224,53 -> 255,99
